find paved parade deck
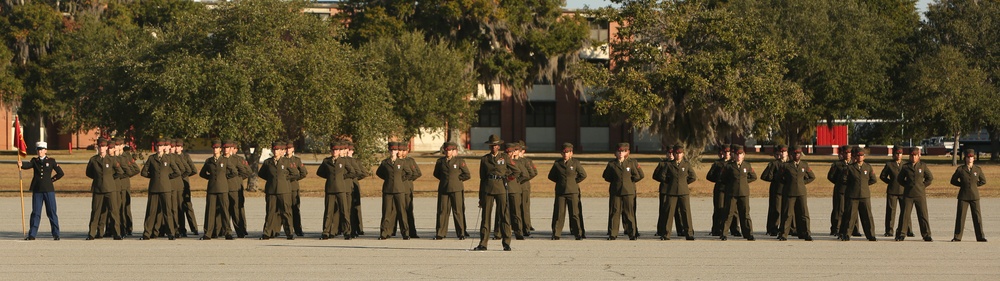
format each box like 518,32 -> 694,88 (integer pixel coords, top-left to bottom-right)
2,197 -> 999,280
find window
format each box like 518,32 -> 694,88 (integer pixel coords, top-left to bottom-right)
476,102 -> 501,127
580,102 -> 609,127
526,102 -> 556,127
589,21 -> 609,42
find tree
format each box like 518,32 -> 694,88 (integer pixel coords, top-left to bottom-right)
922,0 -> 1000,161
575,0 -> 801,156
338,0 -> 590,100
0,43 -> 24,105
360,31 -> 480,142
733,0 -> 921,147
903,46 -> 994,165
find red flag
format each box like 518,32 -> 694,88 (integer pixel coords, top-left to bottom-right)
13,116 -> 27,157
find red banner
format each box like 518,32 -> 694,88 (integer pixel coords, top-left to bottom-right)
13,116 -> 27,157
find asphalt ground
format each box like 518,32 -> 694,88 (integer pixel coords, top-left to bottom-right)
1,196 -> 999,280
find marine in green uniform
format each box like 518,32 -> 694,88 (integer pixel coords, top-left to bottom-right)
654,144 -> 695,240
777,146 -> 815,241
761,145 -> 788,236
199,140 -> 236,240
839,149 -> 877,241
880,146 -> 913,237
828,147 -> 860,237
86,138 -> 124,240
378,142 -> 413,240
287,142 -> 308,237
259,141 -> 298,240
720,145 -> 756,241
317,141 -> 355,240
223,140 -> 251,238
394,143 -> 422,238
140,139 -> 180,240
473,135 -> 512,251
346,141 -> 368,237
433,142 -> 471,240
117,138 -> 140,236
548,143 -> 587,240
99,138 -> 127,238
503,143 -> 526,239
950,149 -> 987,242
604,143 -> 643,240
895,147 -> 934,241
159,139 -> 181,237
518,141 -> 538,235
174,139 -> 199,237
708,146 -> 740,237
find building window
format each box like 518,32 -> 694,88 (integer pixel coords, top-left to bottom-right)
580,102 -> 609,127
589,20 -> 609,42
476,101 -> 501,127
526,102 -> 556,127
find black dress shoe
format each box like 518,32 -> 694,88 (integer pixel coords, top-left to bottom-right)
907,233 -> 915,237
551,236 -> 560,240
895,236 -> 905,241
868,237 -> 877,241
139,236 -> 150,240
113,236 -> 123,240
259,235 -> 271,240
458,236 -> 466,240
515,235 -> 524,240
530,227 -> 535,231
287,236 -> 295,240
472,246 -> 487,251
53,236 -> 59,241
659,236 -> 670,241
320,235 -> 330,240
377,237 -> 387,240
86,236 -> 95,240
343,236 -> 351,240
296,232 -> 305,237
628,236 -> 637,241
199,236 -> 211,240
804,236 -> 813,241
503,245 -> 511,251
358,231 -> 365,235
840,236 -> 850,241
574,236 -> 582,240
883,232 -> 893,237
777,236 -> 787,241
237,234 -> 246,238
923,236 -> 933,242
402,236 -> 410,240
180,233 -> 188,238
433,236 -> 443,240
24,236 -> 35,241
977,238 -> 988,242
746,235 -> 755,241
168,235 -> 176,240
685,236 -> 695,241
720,236 -> 728,241
225,235 -> 235,240
607,236 -> 616,241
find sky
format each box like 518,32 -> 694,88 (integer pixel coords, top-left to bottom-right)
565,0 -> 937,15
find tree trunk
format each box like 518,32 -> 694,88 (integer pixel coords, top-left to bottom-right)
953,133 -> 960,167
988,125 -> 1000,162
242,144 -> 263,192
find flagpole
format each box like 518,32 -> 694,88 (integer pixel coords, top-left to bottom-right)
18,151 -> 26,237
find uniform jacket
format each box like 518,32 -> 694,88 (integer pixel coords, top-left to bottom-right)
653,159 -> 694,195
180,152 -> 197,181
522,157 -> 539,190
604,158 -> 644,196
21,156 -> 64,193
87,154 -> 124,194
706,160 -> 729,193
723,161 -> 757,197
401,156 -> 421,193
761,159 -> 786,195
317,156 -> 355,194
166,154 -> 185,191
434,156 -> 471,193
899,161 -> 933,198
844,162 -> 877,199
200,156 -> 236,194
505,156 -> 524,194
780,161 -> 815,197
377,158 -> 413,194
258,157 -> 298,195
120,153 -> 141,191
141,154 -> 180,193
225,155 -> 252,192
879,161 -> 905,195
289,155 -> 308,191
547,158 -> 587,195
828,160 -> 849,194
950,165 -> 986,201
479,152 -> 510,196
346,156 -> 368,187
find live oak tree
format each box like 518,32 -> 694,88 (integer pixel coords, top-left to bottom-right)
575,0 -> 801,158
